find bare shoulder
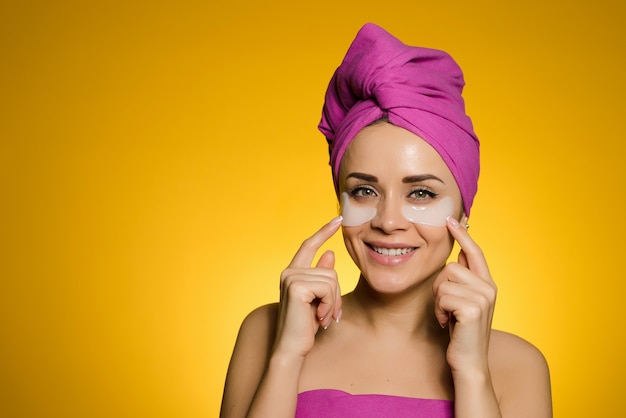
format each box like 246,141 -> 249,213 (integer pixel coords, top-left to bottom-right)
489,329 -> 548,366
489,330 -> 553,417
220,304 -> 278,418
238,303 -> 279,343
229,303 -> 279,369
490,330 -> 543,358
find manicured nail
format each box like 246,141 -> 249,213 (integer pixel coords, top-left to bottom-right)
322,317 -> 331,329
336,309 -> 342,323
447,216 -> 460,228
330,216 -> 343,227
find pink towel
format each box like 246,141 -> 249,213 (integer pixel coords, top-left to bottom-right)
296,389 -> 454,418
319,23 -> 480,215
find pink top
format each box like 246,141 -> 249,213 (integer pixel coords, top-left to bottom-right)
295,389 -> 454,417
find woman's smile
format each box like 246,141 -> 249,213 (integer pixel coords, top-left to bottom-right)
364,241 -> 418,266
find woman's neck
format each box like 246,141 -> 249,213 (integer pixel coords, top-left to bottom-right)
344,274 -> 445,339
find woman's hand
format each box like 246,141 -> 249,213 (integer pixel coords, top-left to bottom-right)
432,216 -> 497,377
272,216 -> 343,360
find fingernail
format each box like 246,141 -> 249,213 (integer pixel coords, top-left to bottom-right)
447,216 -> 460,228
336,309 -> 342,323
330,216 -> 343,227
323,317 -> 332,329
319,317 -> 326,329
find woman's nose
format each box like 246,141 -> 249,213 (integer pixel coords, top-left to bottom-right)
370,196 -> 410,233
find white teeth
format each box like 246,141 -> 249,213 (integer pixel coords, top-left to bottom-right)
372,247 -> 415,256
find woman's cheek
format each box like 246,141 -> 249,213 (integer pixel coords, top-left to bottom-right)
342,228 -> 363,264
416,225 -> 455,257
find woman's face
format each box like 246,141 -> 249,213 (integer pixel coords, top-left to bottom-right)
338,122 -> 466,294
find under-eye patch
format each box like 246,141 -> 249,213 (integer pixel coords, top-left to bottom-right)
340,192 -> 454,227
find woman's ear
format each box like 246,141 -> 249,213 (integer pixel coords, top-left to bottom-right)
460,214 -> 469,229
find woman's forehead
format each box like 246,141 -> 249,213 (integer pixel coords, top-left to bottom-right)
340,123 -> 452,180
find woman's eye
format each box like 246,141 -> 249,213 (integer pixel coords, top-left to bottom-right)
350,187 -> 377,198
410,189 -> 437,199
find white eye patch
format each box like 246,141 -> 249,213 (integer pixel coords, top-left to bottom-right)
401,197 -> 454,227
340,192 -> 377,226
340,192 -> 455,227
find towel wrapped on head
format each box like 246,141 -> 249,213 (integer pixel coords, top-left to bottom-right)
319,23 -> 480,216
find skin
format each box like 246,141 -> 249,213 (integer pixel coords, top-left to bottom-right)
220,122 -> 552,418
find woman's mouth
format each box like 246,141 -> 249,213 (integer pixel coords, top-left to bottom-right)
370,246 -> 416,256
364,243 -> 418,266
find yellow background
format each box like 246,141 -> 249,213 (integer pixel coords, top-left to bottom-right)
1,1 -> 624,416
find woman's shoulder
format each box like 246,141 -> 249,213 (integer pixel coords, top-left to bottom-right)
221,304 -> 280,417
227,303 -> 280,370
489,329 -> 548,366
489,329 -> 552,412
237,303 -> 279,342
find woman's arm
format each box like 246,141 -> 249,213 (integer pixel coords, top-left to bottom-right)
490,331 -> 553,418
433,217 -> 551,417
220,217 -> 343,418
220,304 -> 278,418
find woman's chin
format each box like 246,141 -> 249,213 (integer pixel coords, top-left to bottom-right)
358,271 -> 423,295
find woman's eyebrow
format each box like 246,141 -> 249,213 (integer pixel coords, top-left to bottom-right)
402,174 -> 445,184
346,172 -> 378,182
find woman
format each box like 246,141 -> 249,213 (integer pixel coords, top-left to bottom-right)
221,23 -> 552,418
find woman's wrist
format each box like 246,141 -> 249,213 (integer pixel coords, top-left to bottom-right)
450,363 -> 493,387
268,347 -> 306,374
452,366 -> 501,418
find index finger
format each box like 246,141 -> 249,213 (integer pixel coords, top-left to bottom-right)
288,216 -> 343,268
446,216 -> 491,280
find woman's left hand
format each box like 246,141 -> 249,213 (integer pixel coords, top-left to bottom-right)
432,216 -> 497,377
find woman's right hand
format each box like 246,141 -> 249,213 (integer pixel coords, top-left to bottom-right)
272,216 -> 343,360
